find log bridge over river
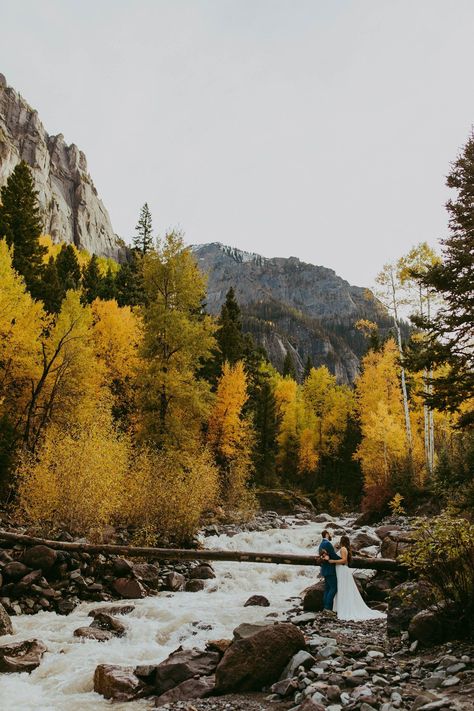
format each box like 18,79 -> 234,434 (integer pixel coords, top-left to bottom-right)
0,530 -> 404,572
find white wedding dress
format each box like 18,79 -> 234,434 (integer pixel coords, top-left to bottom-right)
333,564 -> 386,621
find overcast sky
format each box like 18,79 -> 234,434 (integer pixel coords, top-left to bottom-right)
1,0 -> 473,285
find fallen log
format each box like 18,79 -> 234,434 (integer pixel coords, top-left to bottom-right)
0,529 -> 404,572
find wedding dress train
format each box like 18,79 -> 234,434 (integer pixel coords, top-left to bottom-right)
333,564 -> 386,621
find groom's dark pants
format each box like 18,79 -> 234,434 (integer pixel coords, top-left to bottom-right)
323,574 -> 337,610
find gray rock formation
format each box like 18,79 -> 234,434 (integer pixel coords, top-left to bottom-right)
193,243 -> 391,383
0,72 -> 123,259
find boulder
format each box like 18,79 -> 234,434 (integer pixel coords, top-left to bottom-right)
3,561 -> 30,581
73,627 -> 113,642
214,622 -> 305,693
270,677 -> 298,697
90,612 -> 127,637
255,489 -> 314,514
280,650 -> 315,679
408,609 -> 447,646
113,577 -> 147,599
303,581 -> 325,612
0,603 -> 13,636
375,525 -> 403,540
381,531 -> 414,559
164,572 -> 185,592
15,569 -> 43,592
112,558 -> 134,576
132,563 -> 160,588
365,577 -> 392,602
152,648 -> 221,695
233,622 -> 272,640
350,530 -> 380,551
244,595 -> 270,607
22,545 -> 57,571
153,674 -> 215,706
0,638 -> 47,673
89,604 -> 135,618
387,581 -> 435,636
185,579 -> 205,592
298,700 -> 326,711
94,664 -> 147,701
189,565 -> 216,580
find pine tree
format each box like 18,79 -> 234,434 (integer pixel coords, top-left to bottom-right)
133,203 -> 154,254
253,377 -> 278,484
56,244 -> 81,291
0,161 -> 46,294
82,254 -> 102,303
98,266 -> 117,301
282,350 -> 296,379
40,256 -> 64,313
216,287 -> 245,365
303,355 -> 313,381
115,254 -> 145,306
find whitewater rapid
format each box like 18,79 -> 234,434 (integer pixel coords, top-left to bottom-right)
0,517 -> 352,711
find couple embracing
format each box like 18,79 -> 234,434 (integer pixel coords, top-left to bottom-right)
318,529 -> 385,621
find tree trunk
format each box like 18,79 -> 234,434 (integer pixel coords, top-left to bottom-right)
0,529 -> 404,572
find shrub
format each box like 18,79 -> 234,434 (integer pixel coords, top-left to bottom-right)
399,514 -> 474,638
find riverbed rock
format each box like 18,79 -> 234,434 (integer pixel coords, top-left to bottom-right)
303,581 -> 325,612
0,638 -> 47,672
185,579 -> 205,592
214,622 -> 305,693
3,561 -> 30,581
89,604 -> 135,617
350,530 -> 381,551
73,626 -> 113,642
164,571 -> 185,591
387,581 -> 435,636
233,622 -> 272,640
365,577 -> 392,602
22,545 -> 57,571
244,594 -> 270,607
408,609 -> 447,646
132,563 -> 160,588
90,612 -> 127,637
189,564 -> 216,580
0,603 -> 13,635
153,674 -> 215,706
152,647 -> 221,695
94,664 -> 147,701
113,577 -> 147,599
280,649 -> 316,679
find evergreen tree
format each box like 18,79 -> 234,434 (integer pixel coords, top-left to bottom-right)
115,253 -> 145,306
282,350 -> 296,379
0,161 -> 46,294
410,131 -> 474,425
56,244 -> 81,291
82,254 -> 102,303
98,266 -> 117,301
216,287 -> 245,365
303,355 -> 313,381
39,256 -> 64,313
253,377 -> 278,484
133,203 -> 154,254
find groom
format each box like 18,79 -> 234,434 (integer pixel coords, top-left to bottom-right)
319,530 -> 340,613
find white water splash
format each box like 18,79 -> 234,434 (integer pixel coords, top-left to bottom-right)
0,517 -> 353,711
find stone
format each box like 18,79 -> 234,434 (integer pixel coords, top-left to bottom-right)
387,581 -> 435,636
303,581 -> 325,612
90,612 -> 127,637
2,561 -> 30,581
184,579 -> 205,592
291,612 -> 317,624
153,675 -> 215,706
189,565 -> 216,580
215,622 -> 305,693
0,603 -> 13,636
417,701 -> 451,711
271,677 -> 299,696
164,572 -> 185,591
89,604 -> 135,617
298,699 -> 326,711
350,530 -> 380,551
132,563 -> 160,587
244,595 -> 270,607
409,610 -> 446,645
14,569 -> 43,591
22,545 -> 57,571
113,577 -> 147,599
93,664 -> 146,701
112,558 -> 133,576
280,650 -> 316,680
153,648 -> 221,695
441,676 -> 460,687
57,600 -> 78,615
365,577 -> 392,602
73,627 -> 113,642
375,525 -> 403,540
0,77 -> 123,259
233,622 -> 272,640
0,638 -> 47,672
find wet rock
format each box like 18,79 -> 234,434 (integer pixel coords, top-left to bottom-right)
3,561 -> 30,581
244,595 -> 270,607
15,569 -> 43,592
0,603 -> 13,635
189,564 -> 216,580
164,571 -> 185,591
152,674 -> 215,706
152,647 -> 221,695
73,626 -> 113,641
94,663 -> 147,701
375,525 -> 403,540
90,612 -> 127,637
350,530 -> 380,551
298,699 -> 326,710
22,545 -> 57,571
132,563 -> 160,587
205,639 -> 231,655
113,577 -> 147,599
215,622 -> 305,693
185,579 -> 205,592
57,599 -> 78,615
381,531 -> 413,559
89,604 -> 135,617
233,622 -> 272,640
0,638 -> 47,672
112,558 -> 134,576
303,581 -> 325,612
365,577 -> 392,602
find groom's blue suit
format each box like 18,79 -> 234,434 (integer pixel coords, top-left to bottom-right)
319,537 -> 341,610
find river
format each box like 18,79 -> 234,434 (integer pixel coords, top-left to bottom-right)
0,516 -> 357,711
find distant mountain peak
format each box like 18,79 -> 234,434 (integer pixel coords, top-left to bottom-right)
193,241 -> 267,266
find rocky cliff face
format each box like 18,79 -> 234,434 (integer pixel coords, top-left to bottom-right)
0,73 -> 122,259
193,243 -> 390,383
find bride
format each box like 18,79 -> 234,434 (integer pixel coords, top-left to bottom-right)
326,535 -> 386,621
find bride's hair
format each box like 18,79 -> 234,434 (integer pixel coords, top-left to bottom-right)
340,535 -> 352,564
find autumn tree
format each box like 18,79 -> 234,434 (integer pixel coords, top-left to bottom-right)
139,232 -> 216,449
0,161 -> 46,295
133,203 -> 154,254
